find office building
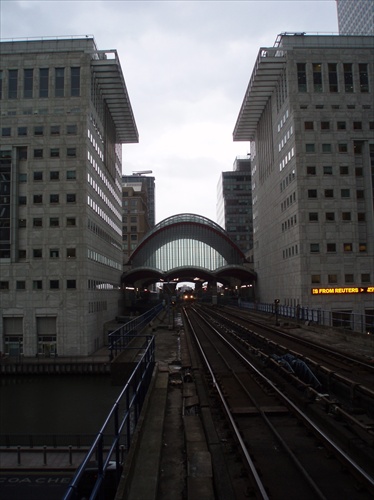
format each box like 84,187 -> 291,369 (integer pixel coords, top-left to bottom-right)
336,0 -> 374,35
122,173 -> 156,228
122,178 -> 151,265
0,36 -> 138,357
216,155 -> 253,257
234,33 -> 374,324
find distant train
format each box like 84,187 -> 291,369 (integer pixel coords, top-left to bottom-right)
181,292 -> 196,302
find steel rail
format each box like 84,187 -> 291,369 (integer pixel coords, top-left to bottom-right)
189,306 -> 374,496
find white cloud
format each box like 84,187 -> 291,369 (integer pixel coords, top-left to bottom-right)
1,0 -> 338,224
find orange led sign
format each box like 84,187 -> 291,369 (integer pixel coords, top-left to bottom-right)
311,287 -> 374,295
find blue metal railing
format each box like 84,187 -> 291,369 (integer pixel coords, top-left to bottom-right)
108,303 -> 163,360
63,335 -> 155,500
236,300 -> 374,335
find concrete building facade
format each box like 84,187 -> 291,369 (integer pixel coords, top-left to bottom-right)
216,155 -> 253,258
336,0 -> 374,35
0,37 -> 138,357
234,34 -> 374,324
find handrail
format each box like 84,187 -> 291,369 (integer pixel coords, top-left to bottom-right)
63,335 -> 155,500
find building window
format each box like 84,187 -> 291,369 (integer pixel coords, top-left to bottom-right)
305,144 -> 315,153
310,243 -> 320,253
341,189 -> 350,198
312,63 -> 322,92
33,149 -> 43,158
325,212 -> 335,221
306,166 -> 316,175
33,195 -> 43,204
39,68 -> 49,97
353,121 -> 362,130
49,218 -> 59,227
338,143 -> 348,153
309,213 -> 318,221
328,63 -> 338,92
33,171 -> 43,181
23,68 -> 33,98
50,280 -> 59,289
18,250 -> 26,259
16,281 -> 26,290
50,194 -> 59,204
311,275 -> 320,284
19,196 -> 27,205
8,69 -> 18,99
323,166 -> 332,175
33,249 -> 43,258
340,166 -> 349,175
67,248 -> 76,258
358,213 -> 366,222
34,125 -> 44,136
33,280 -> 43,290
18,219 -> 27,228
66,194 -> 76,203
355,167 -> 363,177
343,63 -> 353,92
33,218 -> 43,227
359,243 -> 367,252
19,173 -> 27,183
2,127 -> 11,137
297,63 -> 307,92
304,121 -> 314,130
66,124 -> 77,135
50,249 -> 59,258
67,279 -> 76,289
66,217 -> 76,226
327,243 -> 336,252
328,274 -> 338,284
50,125 -> 60,135
359,63 -> 369,92
50,148 -> 60,158
308,189 -> 317,198
55,68 -> 65,97
322,143 -> 331,153
50,171 -> 59,180
361,273 -> 370,283
345,274 -> 354,284
342,212 -> 351,221
67,147 -> 76,158
324,189 -> 334,198
0,281 -> 9,290
66,170 -> 76,180
337,121 -> 346,130
343,243 -> 353,252
18,127 -> 27,136
321,121 -> 330,130
70,67 -> 80,97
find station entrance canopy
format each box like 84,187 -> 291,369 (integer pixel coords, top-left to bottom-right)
121,213 -> 256,288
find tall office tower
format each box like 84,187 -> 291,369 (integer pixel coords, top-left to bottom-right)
122,179 -> 151,265
336,0 -> 374,35
216,156 -> 253,258
122,173 -> 156,228
234,33 -> 374,324
0,37 -> 138,357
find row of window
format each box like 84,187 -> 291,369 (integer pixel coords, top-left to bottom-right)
0,67 -> 81,99
16,147 -> 77,160
307,189 -> 365,199
308,211 -> 366,222
306,165 -> 364,176
19,170 -> 77,182
305,143 -> 362,154
311,274 -> 371,285
17,247 -> 76,259
297,62 -> 369,93
310,242 -> 367,253
304,120 -> 374,131
19,193 -> 77,204
0,280 -> 77,290
1,124 -> 78,137
18,217 -> 77,228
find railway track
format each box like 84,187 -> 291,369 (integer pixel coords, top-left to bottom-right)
183,306 -> 374,500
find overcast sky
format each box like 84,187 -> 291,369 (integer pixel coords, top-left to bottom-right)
1,0 -> 339,224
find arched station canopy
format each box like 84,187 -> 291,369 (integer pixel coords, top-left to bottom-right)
121,213 -> 256,288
